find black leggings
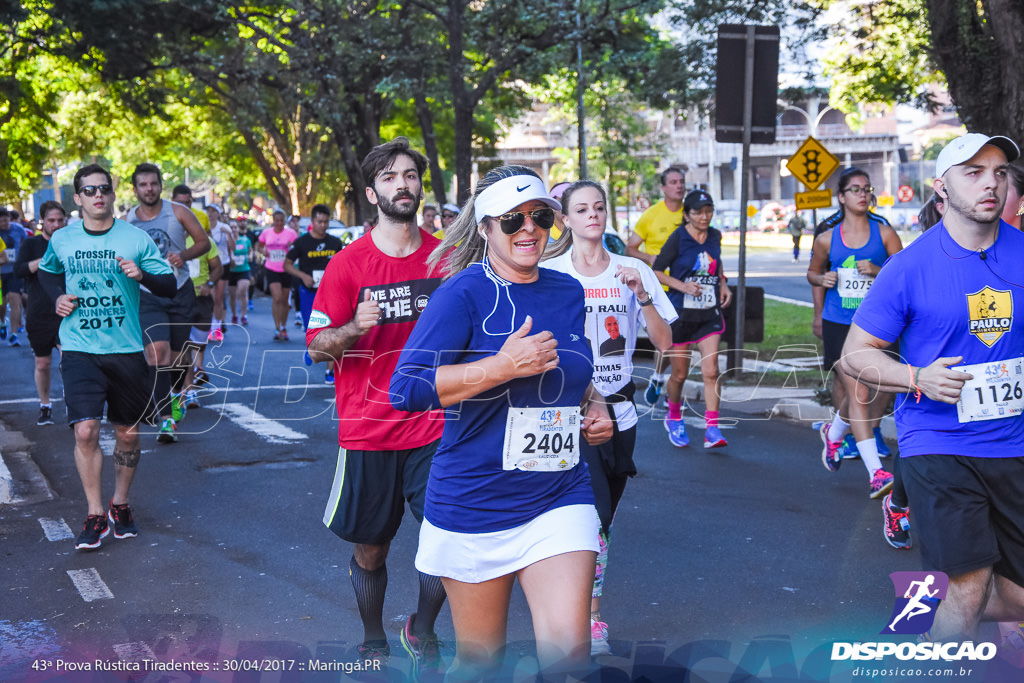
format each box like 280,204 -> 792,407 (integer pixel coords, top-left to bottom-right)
581,417 -> 637,534
890,453 -> 909,508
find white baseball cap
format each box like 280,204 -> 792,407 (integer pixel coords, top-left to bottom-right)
935,133 -> 1020,178
474,174 -> 561,224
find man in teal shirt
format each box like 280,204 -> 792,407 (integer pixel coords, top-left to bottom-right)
39,163 -> 176,551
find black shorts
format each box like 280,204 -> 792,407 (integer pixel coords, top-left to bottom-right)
825,319 -> 902,373
227,271 -> 251,286
1,273 -> 24,295
190,293 -> 214,329
671,314 -> 725,346
61,351 -> 157,426
27,319 -> 61,357
323,440 -> 439,545
822,318 -> 851,371
902,454 -> 1024,586
265,270 -> 291,288
140,283 -> 196,349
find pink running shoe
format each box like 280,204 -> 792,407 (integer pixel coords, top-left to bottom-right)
869,468 -> 894,499
820,423 -> 843,472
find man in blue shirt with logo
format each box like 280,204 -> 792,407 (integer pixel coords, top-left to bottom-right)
39,164 -> 176,551
843,133 -> 1024,640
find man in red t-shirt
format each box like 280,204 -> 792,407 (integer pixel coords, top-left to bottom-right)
306,137 -> 446,671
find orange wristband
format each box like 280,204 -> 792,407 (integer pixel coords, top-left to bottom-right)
908,364 -> 922,403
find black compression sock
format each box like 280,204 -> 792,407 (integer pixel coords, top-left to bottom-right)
414,572 -> 447,636
153,368 -> 172,415
350,556 -> 388,644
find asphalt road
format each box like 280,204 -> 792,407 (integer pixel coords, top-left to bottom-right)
0,250 -> 1016,683
723,241 -> 817,304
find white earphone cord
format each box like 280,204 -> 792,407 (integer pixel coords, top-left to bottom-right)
479,251 -> 518,336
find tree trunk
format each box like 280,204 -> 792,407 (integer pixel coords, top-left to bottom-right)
452,101 -> 475,206
238,128 -> 289,211
328,86 -> 385,225
447,0 -> 474,206
982,0 -> 1024,143
413,83 -> 448,207
607,164 -> 619,232
332,124 -> 373,225
927,0 -> 1024,143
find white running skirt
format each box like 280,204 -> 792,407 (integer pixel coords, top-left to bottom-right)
415,504 -> 599,584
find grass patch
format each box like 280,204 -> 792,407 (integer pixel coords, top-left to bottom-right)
635,299 -> 825,387
745,299 -> 822,358
635,299 -> 821,360
720,299 -> 825,387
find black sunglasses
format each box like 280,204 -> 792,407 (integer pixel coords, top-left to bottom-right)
78,184 -> 114,197
496,208 -> 556,235
442,212 -> 457,219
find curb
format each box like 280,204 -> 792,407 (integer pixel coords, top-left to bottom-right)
680,379 -> 899,440
770,398 -> 898,439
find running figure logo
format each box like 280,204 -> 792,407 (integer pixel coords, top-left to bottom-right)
695,250 -> 717,276
967,286 -> 1012,347
881,571 -> 949,635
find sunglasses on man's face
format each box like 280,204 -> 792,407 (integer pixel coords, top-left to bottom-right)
442,212 -> 457,219
78,184 -> 114,197
496,208 -> 556,235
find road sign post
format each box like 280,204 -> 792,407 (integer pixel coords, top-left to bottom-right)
717,24 -> 779,376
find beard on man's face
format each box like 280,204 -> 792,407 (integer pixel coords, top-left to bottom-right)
376,190 -> 420,221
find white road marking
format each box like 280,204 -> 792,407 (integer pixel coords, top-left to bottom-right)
67,568 -> 114,602
96,431 -> 151,457
39,517 -> 74,541
99,431 -> 116,456
219,402 -> 308,444
0,454 -> 13,503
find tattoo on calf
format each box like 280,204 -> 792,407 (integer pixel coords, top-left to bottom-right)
113,448 -> 141,467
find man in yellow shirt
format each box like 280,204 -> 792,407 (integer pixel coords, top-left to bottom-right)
180,225 -> 222,416
626,167 -> 685,404
0,235 -> 7,283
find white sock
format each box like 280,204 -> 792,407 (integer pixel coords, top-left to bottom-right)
887,497 -> 907,512
857,439 -> 884,476
828,415 -> 850,443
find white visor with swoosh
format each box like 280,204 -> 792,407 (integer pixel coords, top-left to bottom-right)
474,175 -> 561,224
